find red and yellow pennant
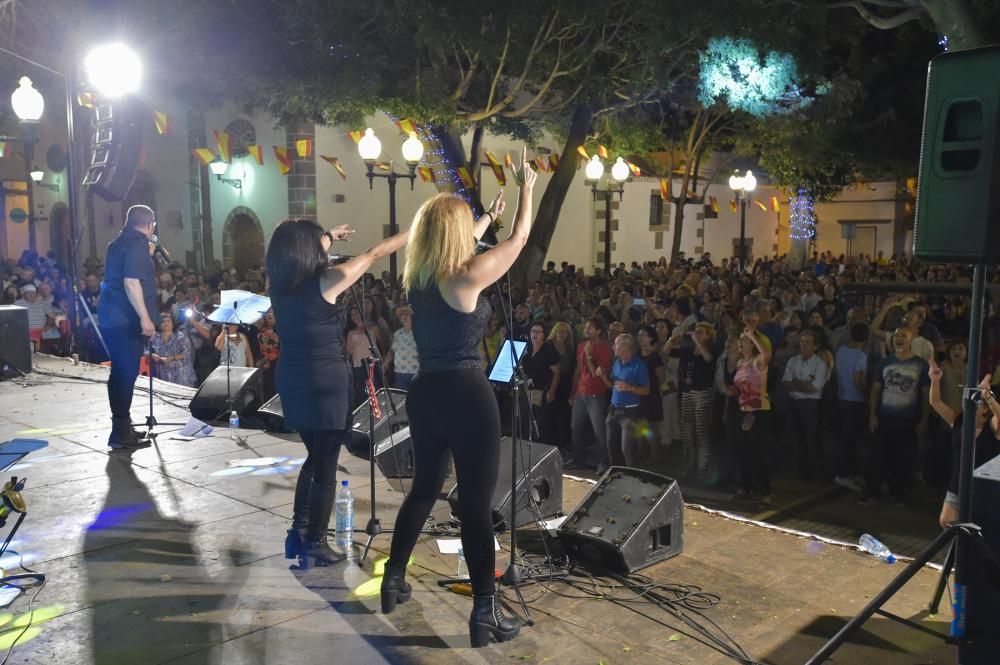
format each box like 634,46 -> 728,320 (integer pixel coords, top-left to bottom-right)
295,138 -> 313,158
576,145 -> 589,160
548,154 -> 560,171
659,178 -> 669,201
597,144 -> 609,159
374,161 -> 392,171
533,156 -> 548,172
626,161 -> 641,177
709,196 -> 720,213
213,130 -> 231,163
418,166 -> 434,183
729,199 -> 738,212
484,151 -> 501,168
394,118 -> 418,135
770,195 -> 780,212
192,148 -> 215,166
247,145 -> 263,165
77,92 -> 95,108
152,111 -> 169,135
485,151 -> 506,184
321,155 -> 347,180
504,153 -> 514,169
273,146 -> 292,175
754,198 -> 768,211
348,130 -> 363,144
456,166 -> 475,189
0,142 -> 6,158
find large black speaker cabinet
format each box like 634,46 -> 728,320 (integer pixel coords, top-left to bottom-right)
189,366 -> 263,421
447,438 -> 563,531
914,45 -> 1000,263
348,388 -> 408,457
0,306 -> 31,375
83,99 -> 144,202
962,454 -> 1000,664
558,467 -> 683,574
257,394 -> 290,432
374,426 -> 415,478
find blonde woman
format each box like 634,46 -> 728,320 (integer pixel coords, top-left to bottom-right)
382,148 -> 536,648
548,322 -> 576,451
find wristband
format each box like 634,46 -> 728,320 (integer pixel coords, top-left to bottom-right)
323,230 -> 336,244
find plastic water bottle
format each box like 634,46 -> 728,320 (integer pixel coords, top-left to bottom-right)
859,534 -> 897,563
457,547 -> 468,578
335,480 -> 354,551
229,411 -> 240,440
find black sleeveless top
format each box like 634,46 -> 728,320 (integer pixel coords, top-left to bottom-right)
271,277 -> 351,430
408,281 -> 491,372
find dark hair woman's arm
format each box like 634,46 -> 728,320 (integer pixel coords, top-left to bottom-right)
320,229 -> 409,304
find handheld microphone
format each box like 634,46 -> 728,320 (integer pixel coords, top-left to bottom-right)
150,234 -> 171,263
328,254 -> 355,265
475,240 -> 495,254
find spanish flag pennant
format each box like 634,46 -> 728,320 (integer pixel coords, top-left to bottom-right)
659,178 -> 669,201
375,161 -> 392,171
533,156 -> 548,172
597,144 -> 609,159
709,196 -> 720,213
295,138 -> 313,158
321,155 -> 347,180
213,130 -> 231,163
348,130 -> 363,144
418,166 -> 434,183
484,151 -> 501,168
247,144 -> 264,165
77,92 -> 95,108
490,163 -> 506,185
152,111 -> 169,135
504,153 -> 514,169
394,118 -> 417,135
273,146 -> 292,175
729,199 -> 738,212
576,145 -> 589,160
456,166 -> 475,189
548,154 -> 560,171
754,198 -> 768,211
192,148 -> 215,166
626,161 -> 641,177
770,196 -> 780,212
0,142 -> 6,158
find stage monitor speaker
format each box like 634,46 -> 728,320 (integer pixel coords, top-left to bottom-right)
374,426 -> 415,478
0,306 -> 31,375
83,99 -> 144,202
558,467 -> 683,574
189,366 -> 263,421
447,438 -> 563,532
914,45 -> 1000,263
348,388 -> 408,457
962,454 -> 1000,664
258,394 -> 291,432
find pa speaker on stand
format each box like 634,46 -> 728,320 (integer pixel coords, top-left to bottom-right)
189,366 -> 263,421
82,99 -> 144,202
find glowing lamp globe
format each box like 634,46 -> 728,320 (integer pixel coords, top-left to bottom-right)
84,43 -> 142,98
585,155 -> 604,181
401,132 -> 423,163
29,169 -> 44,183
611,157 -> 630,182
743,170 -> 757,192
11,77 -> 44,122
209,158 -> 228,177
357,128 -> 381,161
729,171 -> 742,191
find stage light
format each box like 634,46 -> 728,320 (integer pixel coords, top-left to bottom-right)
83,43 -> 142,98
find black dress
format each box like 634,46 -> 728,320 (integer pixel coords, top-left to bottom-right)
271,277 -> 350,431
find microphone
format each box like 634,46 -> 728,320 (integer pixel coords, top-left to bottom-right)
328,254 -> 355,265
475,240 -> 495,254
150,234 -> 171,263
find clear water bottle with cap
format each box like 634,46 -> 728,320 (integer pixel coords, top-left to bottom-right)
335,480 -> 354,551
229,410 -> 240,440
859,533 -> 897,563
457,547 -> 468,578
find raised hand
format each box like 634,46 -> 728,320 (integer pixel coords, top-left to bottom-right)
928,357 -> 943,381
328,224 -> 355,242
488,190 -> 506,218
517,146 -> 537,190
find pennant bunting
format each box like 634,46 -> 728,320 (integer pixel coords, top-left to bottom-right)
77,92 -> 95,108
273,146 -> 292,175
394,118 -> 418,135
484,151 -> 501,168
729,199 -> 738,212
709,196 -> 720,213
659,178 -> 669,201
247,145 -> 263,165
295,138 -> 313,158
490,163 -> 506,185
374,161 -> 392,171
0,141 -> 5,158
770,196 -> 780,212
548,154 -> 560,171
504,153 -> 514,169
626,161 -> 641,177
456,167 -> 475,189
214,130 -> 231,163
597,144 -> 609,159
576,145 -> 589,160
754,198 -> 768,211
192,148 -> 215,166
533,156 -> 548,172
418,166 -> 434,183
348,130 -> 363,144
321,155 -> 347,179
152,111 -> 169,135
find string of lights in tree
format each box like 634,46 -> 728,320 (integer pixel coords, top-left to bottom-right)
382,111 -> 472,206
789,188 -> 816,241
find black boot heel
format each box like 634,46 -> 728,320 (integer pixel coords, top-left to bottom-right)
285,527 -> 307,559
469,622 -> 493,648
300,537 -> 345,568
469,593 -> 520,648
380,563 -> 412,614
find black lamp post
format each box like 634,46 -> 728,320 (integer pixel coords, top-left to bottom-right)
728,169 -> 757,271
585,155 -> 630,274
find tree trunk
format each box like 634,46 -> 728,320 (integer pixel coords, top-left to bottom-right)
921,0 -> 985,49
510,104 -> 592,291
669,171 -> 693,265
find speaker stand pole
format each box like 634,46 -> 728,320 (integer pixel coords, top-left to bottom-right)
806,263 -> 1000,663
140,337 -> 158,443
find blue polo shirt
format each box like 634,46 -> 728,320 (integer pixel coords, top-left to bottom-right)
610,356 -> 649,408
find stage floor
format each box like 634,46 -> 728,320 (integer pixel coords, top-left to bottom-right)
0,355 -> 959,664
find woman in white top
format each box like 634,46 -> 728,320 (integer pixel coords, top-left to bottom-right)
215,324 -> 253,367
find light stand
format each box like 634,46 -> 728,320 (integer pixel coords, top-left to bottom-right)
806,264 -> 1000,664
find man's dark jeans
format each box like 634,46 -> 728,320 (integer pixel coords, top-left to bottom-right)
101,325 -> 144,421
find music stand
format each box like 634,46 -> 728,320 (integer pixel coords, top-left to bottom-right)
207,291 -> 271,437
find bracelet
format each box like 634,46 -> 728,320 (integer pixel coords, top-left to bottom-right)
482,211 -> 495,224
323,230 -> 336,244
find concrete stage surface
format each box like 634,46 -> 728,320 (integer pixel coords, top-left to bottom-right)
0,356 -> 959,664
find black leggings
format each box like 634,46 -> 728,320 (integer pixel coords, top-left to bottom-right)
388,369 -> 501,595
293,429 -> 346,524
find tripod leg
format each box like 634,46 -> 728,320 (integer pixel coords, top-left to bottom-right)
928,539 -> 956,615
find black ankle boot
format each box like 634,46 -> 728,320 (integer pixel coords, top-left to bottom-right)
300,481 -> 344,568
469,593 -> 521,648
380,562 -> 412,614
108,417 -> 150,450
301,536 -> 345,567
284,527 -> 308,559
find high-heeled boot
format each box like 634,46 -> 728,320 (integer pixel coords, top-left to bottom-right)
469,592 -> 521,648
301,481 -> 345,567
285,469 -> 312,559
380,562 -> 412,614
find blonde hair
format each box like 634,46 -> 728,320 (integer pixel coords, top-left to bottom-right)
548,321 -> 572,342
403,194 -> 475,290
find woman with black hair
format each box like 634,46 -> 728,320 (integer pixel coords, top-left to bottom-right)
266,219 -> 408,567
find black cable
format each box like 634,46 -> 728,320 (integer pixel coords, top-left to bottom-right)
0,549 -> 46,665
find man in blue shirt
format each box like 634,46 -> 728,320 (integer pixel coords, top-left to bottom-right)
595,334 -> 650,468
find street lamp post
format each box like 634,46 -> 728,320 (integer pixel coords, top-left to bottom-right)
10,76 -> 44,252
728,169 -> 757,271
357,128 -> 424,286
585,155 -> 630,274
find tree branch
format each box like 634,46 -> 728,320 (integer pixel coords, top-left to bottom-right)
827,0 -> 925,29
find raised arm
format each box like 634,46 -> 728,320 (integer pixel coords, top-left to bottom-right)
928,358 -> 957,427
320,229 -> 409,304
474,190 -> 506,241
